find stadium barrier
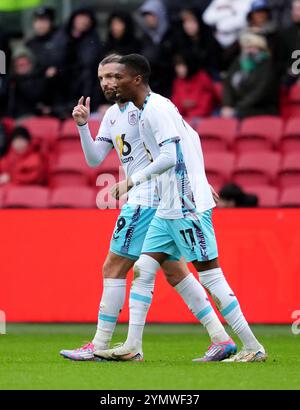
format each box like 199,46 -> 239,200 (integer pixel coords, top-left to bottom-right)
0,209 -> 298,323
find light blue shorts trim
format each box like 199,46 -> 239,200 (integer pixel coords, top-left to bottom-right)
141,209 -> 218,262
110,204 -> 157,261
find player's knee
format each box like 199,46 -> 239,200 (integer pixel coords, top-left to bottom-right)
199,267 -> 223,289
102,259 -> 112,278
164,269 -> 188,287
102,258 -> 122,279
133,260 -> 142,280
133,255 -> 159,283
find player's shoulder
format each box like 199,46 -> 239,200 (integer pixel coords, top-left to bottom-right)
103,103 -> 119,119
148,93 -> 176,114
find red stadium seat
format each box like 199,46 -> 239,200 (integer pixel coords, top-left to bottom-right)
285,105 -> 300,118
57,139 -> 83,154
49,152 -> 92,187
20,117 -> 60,149
0,188 -> 4,208
197,118 -> 238,152
281,118 -> 300,154
89,119 -> 100,137
287,84 -> 300,103
233,152 -> 281,187
236,116 -> 283,153
60,118 -> 80,139
59,119 -> 100,155
4,186 -> 49,208
279,187 -> 300,207
247,185 -> 279,207
278,153 -> 300,189
204,152 -> 235,187
93,150 -> 123,182
280,84 -> 300,119
49,186 -> 97,208
60,118 -> 100,139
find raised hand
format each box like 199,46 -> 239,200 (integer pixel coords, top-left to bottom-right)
72,96 -> 90,126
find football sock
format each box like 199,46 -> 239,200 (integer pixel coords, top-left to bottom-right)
199,268 -> 262,350
175,273 -> 230,344
92,278 -> 126,350
125,255 -> 159,351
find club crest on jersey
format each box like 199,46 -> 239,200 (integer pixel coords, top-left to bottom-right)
128,110 -> 138,125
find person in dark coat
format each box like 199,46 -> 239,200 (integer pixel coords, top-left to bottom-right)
268,0 -> 293,29
135,0 -> 176,97
26,7 -> 58,73
25,7 -> 61,115
51,7 -> 103,116
103,11 -> 141,56
7,47 -> 47,119
277,0 -> 300,84
0,74 -> 9,118
246,0 -> 279,56
222,32 -> 280,118
0,27 -> 11,73
175,7 -> 221,77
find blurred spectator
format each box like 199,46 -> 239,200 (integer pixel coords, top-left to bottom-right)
25,7 -> 61,116
277,0 -> 300,84
175,8 -> 221,77
0,75 -> 9,118
0,27 -> 11,72
103,11 -> 141,56
268,0 -> 293,29
246,0 -> 278,54
202,0 -> 252,70
0,126 -> 46,186
51,7 -> 103,116
164,0 -> 213,24
0,123 -> 9,157
26,7 -> 58,74
0,28 -> 11,118
135,0 -> 176,97
7,47 -> 47,119
171,53 -> 216,119
217,183 -> 258,207
222,33 -> 279,118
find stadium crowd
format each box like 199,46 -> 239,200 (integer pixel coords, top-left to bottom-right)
0,0 -> 300,207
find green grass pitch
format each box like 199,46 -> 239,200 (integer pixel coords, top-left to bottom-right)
0,324 -> 299,390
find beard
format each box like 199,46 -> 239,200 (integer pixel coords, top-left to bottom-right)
104,89 -> 118,103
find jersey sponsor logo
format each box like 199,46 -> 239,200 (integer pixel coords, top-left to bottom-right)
121,156 -> 134,164
116,133 -> 132,158
128,110 -> 138,125
110,119 -> 116,125
116,133 -> 134,163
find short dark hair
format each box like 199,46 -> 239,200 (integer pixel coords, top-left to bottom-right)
119,54 -> 151,84
99,54 -> 122,66
11,126 -> 31,142
219,183 -> 258,207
